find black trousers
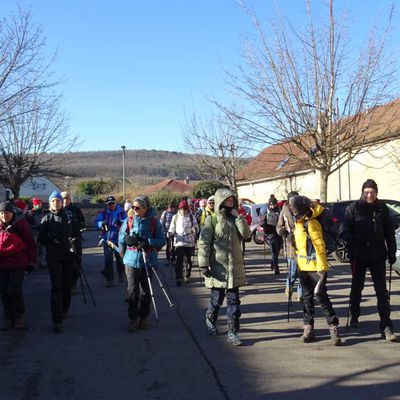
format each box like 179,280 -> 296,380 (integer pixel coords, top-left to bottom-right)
48,256 -> 73,324
125,266 -> 151,321
175,246 -> 194,280
0,269 -> 26,321
350,259 -> 392,331
300,271 -> 338,326
165,235 -> 175,262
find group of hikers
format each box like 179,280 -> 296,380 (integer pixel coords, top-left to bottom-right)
0,178 -> 397,346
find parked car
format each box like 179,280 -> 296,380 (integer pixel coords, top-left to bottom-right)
241,203 -> 268,244
323,199 -> 400,263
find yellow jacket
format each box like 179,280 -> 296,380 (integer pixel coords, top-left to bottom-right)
293,204 -> 329,272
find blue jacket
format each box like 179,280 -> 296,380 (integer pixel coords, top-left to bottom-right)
95,204 -> 126,245
118,207 -> 165,269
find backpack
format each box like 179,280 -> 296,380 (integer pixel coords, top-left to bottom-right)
126,216 -> 163,252
0,228 -> 27,257
303,211 -> 337,255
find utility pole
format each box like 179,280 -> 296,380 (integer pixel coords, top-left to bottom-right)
121,145 -> 126,201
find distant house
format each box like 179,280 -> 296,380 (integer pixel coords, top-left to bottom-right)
143,178 -> 193,195
237,100 -> 400,203
19,176 -> 62,201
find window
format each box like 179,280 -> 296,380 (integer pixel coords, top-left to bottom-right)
276,156 -> 290,170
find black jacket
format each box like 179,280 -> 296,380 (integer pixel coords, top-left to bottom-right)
340,199 -> 396,262
39,209 -> 80,260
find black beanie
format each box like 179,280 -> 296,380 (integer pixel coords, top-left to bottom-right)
0,201 -> 15,213
361,179 -> 378,193
289,196 -> 312,217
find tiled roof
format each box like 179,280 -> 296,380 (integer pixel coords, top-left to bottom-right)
237,99 -> 400,183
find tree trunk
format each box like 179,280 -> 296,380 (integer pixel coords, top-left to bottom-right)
319,171 -> 329,202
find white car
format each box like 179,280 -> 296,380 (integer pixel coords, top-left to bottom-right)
241,203 -> 268,244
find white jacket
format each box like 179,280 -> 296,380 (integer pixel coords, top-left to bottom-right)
168,211 -> 198,247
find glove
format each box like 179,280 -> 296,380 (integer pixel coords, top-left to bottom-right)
230,209 -> 238,218
201,266 -> 212,278
26,264 -> 35,274
136,238 -> 150,250
388,254 -> 397,265
51,237 -> 62,245
124,234 -> 137,247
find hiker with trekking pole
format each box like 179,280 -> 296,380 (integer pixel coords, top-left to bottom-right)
289,195 -> 341,345
118,195 -> 166,332
339,179 -> 397,341
276,191 -> 303,322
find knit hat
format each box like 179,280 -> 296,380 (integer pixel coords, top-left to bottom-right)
268,194 -> 278,205
49,191 -> 63,203
106,195 -> 116,204
133,194 -> 151,210
14,199 -> 27,210
0,201 -> 15,213
32,198 -> 42,206
61,191 -> 72,200
361,179 -> 378,193
289,196 -> 312,217
178,200 -> 189,209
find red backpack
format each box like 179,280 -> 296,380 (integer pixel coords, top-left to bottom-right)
0,228 -> 27,257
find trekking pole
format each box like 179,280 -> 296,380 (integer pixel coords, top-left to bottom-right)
80,264 -> 97,307
263,236 -> 267,269
79,269 -> 87,305
151,266 -> 175,308
141,250 -> 159,321
169,236 -> 173,280
388,263 -> 393,302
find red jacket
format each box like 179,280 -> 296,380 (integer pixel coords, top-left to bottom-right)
0,216 -> 37,270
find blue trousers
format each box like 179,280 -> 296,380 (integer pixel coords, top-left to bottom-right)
285,258 -> 303,297
208,287 -> 241,329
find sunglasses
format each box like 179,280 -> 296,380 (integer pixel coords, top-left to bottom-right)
133,206 -> 142,211
208,201 -> 214,204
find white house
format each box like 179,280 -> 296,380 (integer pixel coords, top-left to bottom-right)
19,176 -> 62,201
237,101 -> 400,203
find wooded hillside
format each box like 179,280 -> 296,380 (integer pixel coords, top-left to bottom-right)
61,149 -> 199,181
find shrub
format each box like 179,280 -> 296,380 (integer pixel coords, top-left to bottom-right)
192,180 -> 227,199
149,191 -> 183,211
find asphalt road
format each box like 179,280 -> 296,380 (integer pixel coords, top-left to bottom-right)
1,230 -> 400,400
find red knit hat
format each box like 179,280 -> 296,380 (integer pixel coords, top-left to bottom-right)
178,200 -> 188,209
14,199 -> 27,210
32,198 -> 42,206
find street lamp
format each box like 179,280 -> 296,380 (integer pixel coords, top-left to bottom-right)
121,146 -> 126,201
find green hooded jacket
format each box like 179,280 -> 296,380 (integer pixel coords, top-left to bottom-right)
198,188 -> 251,289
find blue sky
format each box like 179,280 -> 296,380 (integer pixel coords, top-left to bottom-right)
1,1 -> 399,153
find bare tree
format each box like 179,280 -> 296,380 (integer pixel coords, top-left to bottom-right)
0,7 -> 76,196
182,110 -> 250,194
0,95 -> 74,197
216,0 -> 400,201
0,7 -> 58,122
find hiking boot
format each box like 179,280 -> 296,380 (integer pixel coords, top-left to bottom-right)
52,323 -> 63,333
227,330 -> 242,346
274,266 -> 280,275
1,319 -> 14,331
14,317 -> 27,331
382,326 -> 397,342
300,324 -> 315,343
349,318 -> 359,328
329,325 -> 342,346
205,311 -> 218,336
138,318 -> 147,329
